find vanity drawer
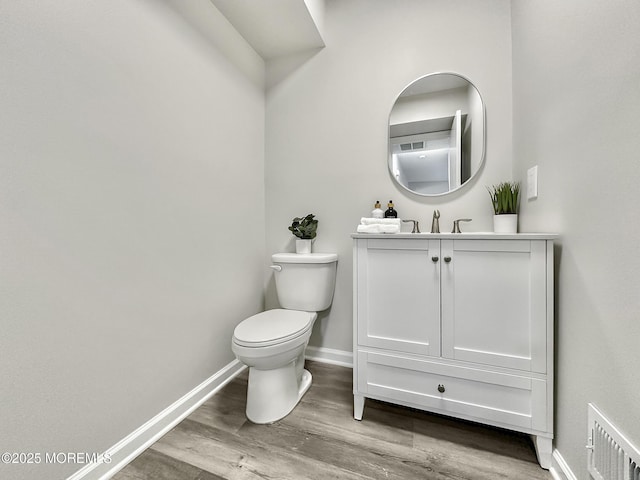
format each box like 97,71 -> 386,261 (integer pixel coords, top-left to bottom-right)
357,350 -> 548,432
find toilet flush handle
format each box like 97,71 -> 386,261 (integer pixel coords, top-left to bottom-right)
269,265 -> 282,272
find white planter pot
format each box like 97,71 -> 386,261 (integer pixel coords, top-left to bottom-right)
295,239 -> 312,254
493,214 -> 518,233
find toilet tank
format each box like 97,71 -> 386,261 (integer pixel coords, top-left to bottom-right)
271,253 -> 338,312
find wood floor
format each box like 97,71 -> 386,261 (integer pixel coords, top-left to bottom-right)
113,361 -> 552,480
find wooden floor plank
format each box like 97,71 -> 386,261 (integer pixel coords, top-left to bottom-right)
112,448 -> 224,480
150,419 -> 371,480
114,360 -> 552,480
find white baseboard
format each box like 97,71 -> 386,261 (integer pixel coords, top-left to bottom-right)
549,448 -> 578,480
66,360 -> 246,480
69,349 -> 569,480
67,348 -> 351,479
305,346 -> 353,368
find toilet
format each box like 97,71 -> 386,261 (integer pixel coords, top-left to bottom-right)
232,252 -> 338,424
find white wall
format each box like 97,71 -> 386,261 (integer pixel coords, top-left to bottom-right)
265,0 -> 513,352
511,1 -> 640,477
0,1 -> 265,479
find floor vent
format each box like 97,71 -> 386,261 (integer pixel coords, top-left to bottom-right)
588,403 -> 640,480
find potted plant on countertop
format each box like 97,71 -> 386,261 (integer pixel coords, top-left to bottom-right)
487,181 -> 520,233
289,213 -> 318,254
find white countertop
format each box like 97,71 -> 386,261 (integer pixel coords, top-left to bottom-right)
351,232 -> 558,240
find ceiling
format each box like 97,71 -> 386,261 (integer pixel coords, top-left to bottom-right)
209,0 -> 325,60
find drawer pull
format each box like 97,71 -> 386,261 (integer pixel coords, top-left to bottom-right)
444,256 -> 452,263
431,256 -> 439,262
437,384 -> 446,393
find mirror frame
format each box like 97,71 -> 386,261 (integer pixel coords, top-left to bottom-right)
388,72 -> 486,197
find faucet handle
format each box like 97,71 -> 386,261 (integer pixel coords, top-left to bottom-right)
402,219 -> 420,233
451,218 -> 472,233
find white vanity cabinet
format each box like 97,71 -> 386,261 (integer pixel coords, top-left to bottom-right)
352,233 -> 556,469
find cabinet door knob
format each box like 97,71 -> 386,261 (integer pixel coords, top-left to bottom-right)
437,384 -> 446,393
431,256 -> 439,262
444,256 -> 452,263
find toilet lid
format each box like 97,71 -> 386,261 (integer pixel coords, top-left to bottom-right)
233,309 -> 315,347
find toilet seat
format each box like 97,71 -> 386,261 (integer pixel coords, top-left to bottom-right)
233,309 -> 316,348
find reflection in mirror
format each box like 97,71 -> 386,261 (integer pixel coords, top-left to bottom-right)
388,73 -> 485,196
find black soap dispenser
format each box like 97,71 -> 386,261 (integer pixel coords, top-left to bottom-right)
384,200 -> 398,218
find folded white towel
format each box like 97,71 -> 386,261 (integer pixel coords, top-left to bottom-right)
360,217 -> 402,226
356,224 -> 400,234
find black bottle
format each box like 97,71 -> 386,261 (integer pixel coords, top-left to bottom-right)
384,200 -> 398,218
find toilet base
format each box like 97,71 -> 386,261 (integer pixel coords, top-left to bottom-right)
298,368 -> 312,399
246,364 -> 313,424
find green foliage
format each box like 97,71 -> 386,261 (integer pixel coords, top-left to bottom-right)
288,213 -> 318,239
487,182 -> 521,215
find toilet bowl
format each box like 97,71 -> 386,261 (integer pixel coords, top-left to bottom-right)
232,309 -> 317,423
231,252 -> 337,424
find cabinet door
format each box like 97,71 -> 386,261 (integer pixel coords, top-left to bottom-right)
441,239 -> 547,372
356,238 -> 441,356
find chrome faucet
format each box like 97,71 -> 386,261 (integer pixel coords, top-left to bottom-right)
451,218 -> 472,233
402,219 -> 420,233
431,210 -> 440,233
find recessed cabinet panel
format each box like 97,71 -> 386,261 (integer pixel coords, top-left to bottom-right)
360,351 -> 538,430
356,239 -> 440,356
441,240 -> 547,372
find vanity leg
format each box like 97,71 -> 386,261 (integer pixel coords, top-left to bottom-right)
354,394 -> 365,421
532,435 -> 552,470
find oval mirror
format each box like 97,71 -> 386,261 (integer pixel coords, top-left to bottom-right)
388,72 -> 485,196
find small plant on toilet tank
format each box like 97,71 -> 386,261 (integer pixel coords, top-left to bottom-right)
289,214 -> 318,254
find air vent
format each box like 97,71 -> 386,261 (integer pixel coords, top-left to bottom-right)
587,404 -> 640,480
399,142 -> 425,152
